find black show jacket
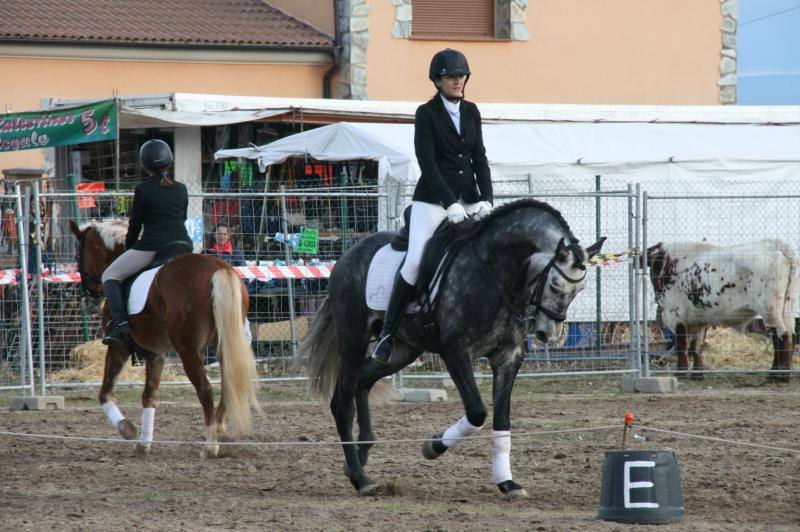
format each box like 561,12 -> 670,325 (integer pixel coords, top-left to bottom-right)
412,95 -> 493,208
126,177 -> 191,251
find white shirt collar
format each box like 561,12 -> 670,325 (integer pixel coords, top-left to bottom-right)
440,93 -> 461,113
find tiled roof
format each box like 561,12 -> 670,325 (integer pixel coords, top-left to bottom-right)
0,0 -> 333,47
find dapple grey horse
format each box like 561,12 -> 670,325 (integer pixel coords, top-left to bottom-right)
297,199 -> 605,499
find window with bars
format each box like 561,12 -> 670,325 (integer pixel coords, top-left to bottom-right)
411,0 -> 499,40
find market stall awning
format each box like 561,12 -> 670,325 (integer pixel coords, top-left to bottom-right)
119,106 -> 288,129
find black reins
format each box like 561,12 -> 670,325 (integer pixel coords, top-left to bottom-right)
76,233 -> 104,299
471,246 -> 586,323
524,255 -> 586,322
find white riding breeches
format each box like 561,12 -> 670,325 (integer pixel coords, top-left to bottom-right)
102,249 -> 156,282
399,200 -> 482,285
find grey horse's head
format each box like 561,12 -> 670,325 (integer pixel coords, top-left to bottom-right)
525,236 -> 606,343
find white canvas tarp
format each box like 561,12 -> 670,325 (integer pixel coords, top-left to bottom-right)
216,120 -> 800,322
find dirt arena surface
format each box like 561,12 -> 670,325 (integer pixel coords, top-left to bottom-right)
1,377 -> 798,531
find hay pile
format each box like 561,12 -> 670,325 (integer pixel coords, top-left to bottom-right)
700,327 -> 776,369
49,340 -> 186,383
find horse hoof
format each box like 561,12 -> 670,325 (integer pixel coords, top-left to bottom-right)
689,372 -> 705,381
117,419 -> 139,440
201,444 -> 221,458
133,443 -> 151,457
422,433 -> 447,460
498,480 -> 528,501
357,483 -> 381,497
503,488 -> 529,502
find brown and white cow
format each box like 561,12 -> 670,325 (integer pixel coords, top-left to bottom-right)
645,239 -> 797,380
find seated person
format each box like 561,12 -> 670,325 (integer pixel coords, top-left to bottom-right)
203,222 -> 245,266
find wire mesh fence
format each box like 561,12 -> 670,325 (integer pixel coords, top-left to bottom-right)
9,166 -> 799,391
643,192 -> 800,377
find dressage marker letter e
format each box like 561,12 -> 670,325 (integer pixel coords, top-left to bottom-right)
623,460 -> 659,509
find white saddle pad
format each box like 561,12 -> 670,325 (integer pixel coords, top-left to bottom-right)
127,266 -> 162,316
365,244 -> 446,312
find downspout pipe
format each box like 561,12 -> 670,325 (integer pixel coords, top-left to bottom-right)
323,0 -> 343,98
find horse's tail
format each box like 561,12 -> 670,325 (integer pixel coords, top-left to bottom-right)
295,296 -> 339,399
211,268 -> 260,434
777,241 -> 798,341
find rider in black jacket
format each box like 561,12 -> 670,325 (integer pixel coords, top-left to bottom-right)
101,139 -> 192,347
372,49 -> 494,363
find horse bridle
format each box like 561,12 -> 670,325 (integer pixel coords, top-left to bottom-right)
75,233 -> 105,299
524,254 -> 586,322
471,246 -> 586,323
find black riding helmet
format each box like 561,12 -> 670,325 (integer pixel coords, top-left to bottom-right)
139,139 -> 173,173
429,48 -> 471,100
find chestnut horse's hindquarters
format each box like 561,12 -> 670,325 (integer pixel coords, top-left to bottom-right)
211,268 -> 260,434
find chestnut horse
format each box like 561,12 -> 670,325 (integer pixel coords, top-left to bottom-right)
69,219 -> 259,457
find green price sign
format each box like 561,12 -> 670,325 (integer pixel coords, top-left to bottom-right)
295,228 -> 319,255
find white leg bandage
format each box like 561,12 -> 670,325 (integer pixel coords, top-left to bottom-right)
442,415 -> 483,448
139,407 -> 155,444
102,401 -> 125,428
492,430 -> 513,484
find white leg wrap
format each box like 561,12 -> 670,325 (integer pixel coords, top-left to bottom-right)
492,430 -> 513,484
139,407 -> 155,444
442,415 -> 483,448
102,401 -> 125,429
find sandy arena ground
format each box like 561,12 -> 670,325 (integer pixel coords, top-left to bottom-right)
1,377 -> 798,531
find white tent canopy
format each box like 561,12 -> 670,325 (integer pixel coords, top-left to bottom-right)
216,119 -> 800,322
214,122 -> 416,186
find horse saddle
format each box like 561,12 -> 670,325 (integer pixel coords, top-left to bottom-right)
122,240 -> 193,316
366,213 -> 454,313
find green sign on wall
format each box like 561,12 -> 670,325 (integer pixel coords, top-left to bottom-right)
0,99 -> 117,153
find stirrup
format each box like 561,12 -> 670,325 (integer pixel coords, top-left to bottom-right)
103,321 -> 132,346
370,334 -> 393,364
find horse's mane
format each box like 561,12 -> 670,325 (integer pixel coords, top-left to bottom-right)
81,219 -> 128,250
453,198 -> 578,243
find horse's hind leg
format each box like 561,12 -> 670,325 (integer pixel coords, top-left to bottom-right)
331,352 -> 378,494
134,351 -> 165,456
355,341 -> 421,467
182,350 -> 219,458
99,345 -> 138,440
214,396 -> 228,440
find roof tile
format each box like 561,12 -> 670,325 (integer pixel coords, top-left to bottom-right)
0,0 -> 333,47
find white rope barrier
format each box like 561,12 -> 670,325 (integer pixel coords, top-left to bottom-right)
0,425 -> 619,447
0,423 -> 798,456
635,425 -> 800,456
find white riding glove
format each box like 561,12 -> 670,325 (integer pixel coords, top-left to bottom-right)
474,201 -> 493,220
446,203 -> 468,224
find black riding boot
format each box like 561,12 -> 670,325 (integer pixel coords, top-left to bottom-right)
102,280 -> 132,347
371,274 -> 416,363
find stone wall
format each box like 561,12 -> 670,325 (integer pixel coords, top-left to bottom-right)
719,0 -> 738,104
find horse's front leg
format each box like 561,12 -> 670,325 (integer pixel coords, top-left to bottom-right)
673,324 -> 690,378
688,328 -> 707,381
134,351 -> 165,456
355,341 -> 421,467
768,328 -> 792,383
489,347 -> 527,501
421,350 -> 487,461
99,344 -> 138,441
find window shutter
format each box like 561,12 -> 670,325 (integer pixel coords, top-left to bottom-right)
412,0 -> 495,40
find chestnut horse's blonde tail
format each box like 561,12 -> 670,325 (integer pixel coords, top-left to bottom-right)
295,296 -> 339,399
211,268 -> 260,434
